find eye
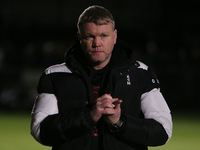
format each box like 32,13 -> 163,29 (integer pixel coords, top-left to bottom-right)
101,34 -> 107,38
85,35 -> 94,40
86,36 -> 92,39
101,35 -> 108,40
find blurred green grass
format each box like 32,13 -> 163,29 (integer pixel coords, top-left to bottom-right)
149,112 -> 200,150
0,111 -> 199,150
0,112 -> 50,150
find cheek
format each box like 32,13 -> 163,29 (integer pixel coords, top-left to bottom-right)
105,41 -> 115,51
81,41 -> 90,51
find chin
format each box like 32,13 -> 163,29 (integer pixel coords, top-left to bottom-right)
91,57 -> 104,62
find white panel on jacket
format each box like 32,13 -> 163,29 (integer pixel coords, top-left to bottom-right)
137,61 -> 148,70
141,88 -> 173,141
30,93 -> 58,143
45,63 -> 72,75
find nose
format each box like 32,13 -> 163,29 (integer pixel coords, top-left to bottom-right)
92,37 -> 101,48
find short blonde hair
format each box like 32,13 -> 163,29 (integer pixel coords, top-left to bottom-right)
77,5 -> 115,32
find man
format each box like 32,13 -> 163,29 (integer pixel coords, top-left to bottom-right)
31,5 -> 172,150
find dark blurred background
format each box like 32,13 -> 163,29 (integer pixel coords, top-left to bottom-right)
0,0 -> 199,113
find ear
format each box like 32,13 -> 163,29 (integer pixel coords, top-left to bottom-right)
113,29 -> 117,44
77,32 -> 81,40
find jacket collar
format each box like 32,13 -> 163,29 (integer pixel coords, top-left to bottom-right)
64,38 -> 136,71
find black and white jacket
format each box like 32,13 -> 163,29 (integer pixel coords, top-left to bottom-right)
31,39 -> 172,150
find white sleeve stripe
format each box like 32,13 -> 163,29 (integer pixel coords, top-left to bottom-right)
30,112 -> 48,143
141,88 -> 173,141
45,63 -> 72,75
30,93 -> 58,143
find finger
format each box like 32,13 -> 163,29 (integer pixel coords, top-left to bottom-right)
116,99 -> 122,104
112,98 -> 120,103
96,97 -> 118,106
101,102 -> 115,109
103,108 -> 116,114
114,99 -> 122,109
95,94 -> 113,102
95,100 -> 115,111
100,98 -> 120,109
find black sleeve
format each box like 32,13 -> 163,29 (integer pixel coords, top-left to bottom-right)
37,73 -> 96,146
40,107 -> 96,146
118,115 -> 168,146
114,67 -> 169,146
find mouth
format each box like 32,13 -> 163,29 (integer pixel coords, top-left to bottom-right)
91,51 -> 103,54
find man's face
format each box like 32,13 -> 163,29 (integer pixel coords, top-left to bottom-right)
78,22 -> 117,69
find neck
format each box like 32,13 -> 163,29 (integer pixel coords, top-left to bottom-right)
93,64 -> 107,70
93,59 -> 111,70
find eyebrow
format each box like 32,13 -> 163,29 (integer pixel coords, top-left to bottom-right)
85,31 -> 110,36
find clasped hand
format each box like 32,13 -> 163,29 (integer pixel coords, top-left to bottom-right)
90,94 -> 122,124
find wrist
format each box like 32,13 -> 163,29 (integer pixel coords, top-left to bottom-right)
109,119 -> 123,133
90,110 -> 101,123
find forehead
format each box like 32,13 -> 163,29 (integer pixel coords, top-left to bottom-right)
80,22 -> 113,34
